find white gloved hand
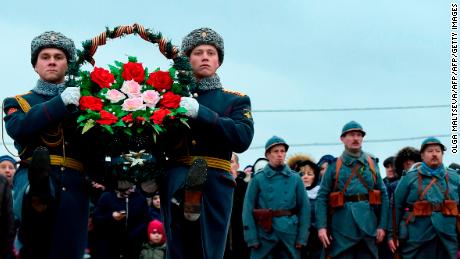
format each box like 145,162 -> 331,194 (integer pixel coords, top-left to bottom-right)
61,87 -> 81,106
180,97 -> 199,118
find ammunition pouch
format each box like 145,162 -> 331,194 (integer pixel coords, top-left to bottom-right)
368,189 -> 382,205
441,200 -> 459,216
253,209 -> 273,232
329,191 -> 344,208
412,200 -> 433,216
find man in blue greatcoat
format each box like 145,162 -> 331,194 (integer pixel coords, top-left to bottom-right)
159,28 -> 254,259
242,136 -> 310,259
316,121 -> 389,259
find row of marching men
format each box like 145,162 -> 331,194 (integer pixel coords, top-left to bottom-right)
238,121 -> 459,259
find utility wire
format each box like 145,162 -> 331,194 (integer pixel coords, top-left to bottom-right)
249,134 -> 450,150
252,104 -> 448,113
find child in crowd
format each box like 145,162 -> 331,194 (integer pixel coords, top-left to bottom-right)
139,220 -> 166,259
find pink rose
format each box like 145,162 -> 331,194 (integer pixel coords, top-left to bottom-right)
106,89 -> 126,103
120,80 -> 142,97
142,90 -> 160,108
122,97 -> 145,111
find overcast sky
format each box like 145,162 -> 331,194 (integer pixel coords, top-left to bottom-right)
0,1 -> 454,175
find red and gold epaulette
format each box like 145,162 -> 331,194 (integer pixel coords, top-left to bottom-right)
223,88 -> 246,96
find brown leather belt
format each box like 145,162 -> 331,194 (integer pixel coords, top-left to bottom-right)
272,209 -> 295,217
345,194 -> 369,202
408,203 -> 443,212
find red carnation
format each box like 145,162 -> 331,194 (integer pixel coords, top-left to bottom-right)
97,110 -> 118,125
121,62 -> 145,83
90,67 -> 115,88
150,109 -> 171,125
159,92 -> 181,109
122,113 -> 134,124
80,96 -> 103,111
146,71 -> 173,91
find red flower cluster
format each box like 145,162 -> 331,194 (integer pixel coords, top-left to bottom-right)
147,71 -> 173,91
90,67 -> 115,88
80,96 -> 103,111
121,62 -> 145,83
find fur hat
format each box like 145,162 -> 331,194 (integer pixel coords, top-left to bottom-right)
394,146 -> 421,177
287,153 -> 315,171
147,220 -> 166,244
31,31 -> 76,67
341,121 -> 366,137
181,28 -> 224,64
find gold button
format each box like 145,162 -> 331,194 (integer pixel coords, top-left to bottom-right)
62,187 -> 66,191
191,140 -> 197,145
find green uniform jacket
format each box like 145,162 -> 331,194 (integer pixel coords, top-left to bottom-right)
316,151 -> 389,257
389,164 -> 459,259
242,164 -> 310,259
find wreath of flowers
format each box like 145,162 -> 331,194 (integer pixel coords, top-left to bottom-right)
73,24 -> 194,140
78,56 -> 190,137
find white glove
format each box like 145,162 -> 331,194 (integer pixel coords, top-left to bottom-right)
180,97 -> 199,118
61,87 -> 81,106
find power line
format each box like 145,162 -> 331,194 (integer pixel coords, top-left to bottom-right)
249,134 -> 450,150
252,104 -> 448,113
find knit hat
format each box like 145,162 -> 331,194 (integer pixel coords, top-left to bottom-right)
317,154 -> 335,167
147,220 -> 166,244
0,155 -> 16,167
420,137 -> 446,152
181,28 -> 224,64
383,156 -> 395,168
31,31 -> 76,67
265,136 -> 289,153
341,121 -> 366,137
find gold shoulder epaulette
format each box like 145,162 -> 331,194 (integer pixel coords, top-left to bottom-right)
223,88 -> 246,96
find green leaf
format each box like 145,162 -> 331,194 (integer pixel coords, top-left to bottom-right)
169,67 -> 177,79
136,127 -> 144,134
128,56 -> 138,63
180,118 -> 190,128
82,119 -> 96,134
77,114 -> 88,123
101,125 -> 114,134
175,107 -> 187,114
114,60 -> 124,68
123,128 -> 132,136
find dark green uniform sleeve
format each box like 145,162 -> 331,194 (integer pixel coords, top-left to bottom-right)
196,95 -> 254,153
3,95 -> 70,142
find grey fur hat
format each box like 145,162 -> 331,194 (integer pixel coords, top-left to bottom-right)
181,28 -> 224,64
31,31 -> 76,66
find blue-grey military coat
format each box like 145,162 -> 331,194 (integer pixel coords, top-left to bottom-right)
316,151 -> 389,258
390,163 -> 460,259
242,164 -> 310,259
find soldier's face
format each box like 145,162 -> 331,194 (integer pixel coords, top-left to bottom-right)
189,45 -> 220,79
340,131 -> 363,152
34,48 -> 68,84
266,145 -> 286,167
385,165 -> 395,178
421,145 -> 444,168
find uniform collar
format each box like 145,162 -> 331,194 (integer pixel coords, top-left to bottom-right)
195,74 -> 222,92
32,79 -> 66,96
265,164 -> 290,177
341,149 -> 366,166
